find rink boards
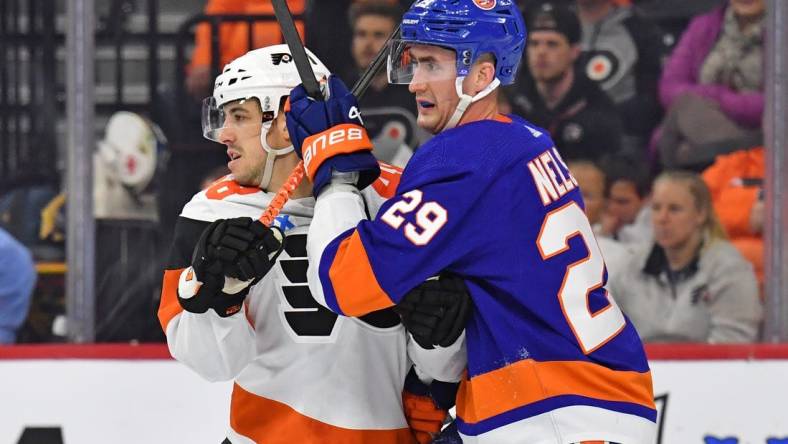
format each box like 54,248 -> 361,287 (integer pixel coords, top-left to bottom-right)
1,344 -> 787,444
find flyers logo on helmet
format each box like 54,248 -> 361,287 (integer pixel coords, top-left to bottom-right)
271,53 -> 293,65
473,0 -> 496,10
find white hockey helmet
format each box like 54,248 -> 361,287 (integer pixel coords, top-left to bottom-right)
201,44 -> 330,189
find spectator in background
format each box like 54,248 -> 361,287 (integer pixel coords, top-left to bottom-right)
0,227 -> 36,343
346,1 -> 423,167
576,0 -> 664,158
307,0 -> 411,82
304,0 -> 353,80
598,157 -> 653,243
567,160 -> 633,277
185,0 -> 307,100
0,181 -> 61,260
510,1 -> 623,163
615,171 -> 762,343
519,0 -> 573,11
702,145 -> 765,287
656,0 -> 765,171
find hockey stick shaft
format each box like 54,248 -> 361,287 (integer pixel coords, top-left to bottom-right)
271,0 -> 322,100
351,0 -> 416,96
259,2 -> 405,227
258,0 -> 315,226
351,24 -> 400,97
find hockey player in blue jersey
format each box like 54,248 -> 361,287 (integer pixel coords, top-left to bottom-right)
284,0 -> 657,442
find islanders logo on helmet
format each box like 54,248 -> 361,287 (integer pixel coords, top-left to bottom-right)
391,0 -> 526,86
473,0 -> 496,10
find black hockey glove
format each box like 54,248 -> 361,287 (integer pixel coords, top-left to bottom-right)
177,220 -> 245,317
178,218 -> 283,317
205,217 -> 285,282
394,274 -> 472,349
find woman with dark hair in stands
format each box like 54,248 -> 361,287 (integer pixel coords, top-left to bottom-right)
613,171 -> 762,343
655,0 -> 765,171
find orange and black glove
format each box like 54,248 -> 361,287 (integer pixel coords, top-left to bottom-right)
286,75 -> 380,196
403,368 -> 460,444
404,391 -> 446,444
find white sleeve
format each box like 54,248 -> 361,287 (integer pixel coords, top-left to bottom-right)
160,191 -> 264,383
165,306 -> 256,382
306,182 -> 368,308
409,331 -> 467,383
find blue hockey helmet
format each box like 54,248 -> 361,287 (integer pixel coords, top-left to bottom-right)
389,0 -> 526,86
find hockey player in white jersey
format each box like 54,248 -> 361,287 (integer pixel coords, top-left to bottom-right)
157,45 -> 468,444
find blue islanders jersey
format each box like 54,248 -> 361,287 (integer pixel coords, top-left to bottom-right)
307,115 -> 656,443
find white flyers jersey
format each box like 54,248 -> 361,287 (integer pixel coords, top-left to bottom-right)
158,167 -> 421,444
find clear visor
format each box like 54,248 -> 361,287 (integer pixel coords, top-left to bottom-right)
201,96 -> 273,142
387,39 -> 458,85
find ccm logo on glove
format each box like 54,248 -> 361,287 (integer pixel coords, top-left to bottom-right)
302,123 -> 372,181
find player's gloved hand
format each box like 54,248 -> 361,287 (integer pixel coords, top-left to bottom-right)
394,274 -> 472,349
205,217 -> 285,282
176,219 -> 282,317
177,220 -> 249,317
404,392 -> 445,444
403,368 -> 459,444
285,75 -> 380,196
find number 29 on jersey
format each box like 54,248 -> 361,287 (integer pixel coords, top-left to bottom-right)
380,190 -> 447,246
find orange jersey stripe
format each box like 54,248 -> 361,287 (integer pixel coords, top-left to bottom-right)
230,383 -> 416,444
328,230 -> 394,316
373,162 -> 403,199
157,268 -> 185,331
456,359 -> 655,424
493,113 -> 513,123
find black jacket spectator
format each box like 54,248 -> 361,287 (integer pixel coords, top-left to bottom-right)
511,68 -> 623,163
344,1 -> 424,166
578,4 -> 664,153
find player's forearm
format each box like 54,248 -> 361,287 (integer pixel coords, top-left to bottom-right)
306,181 -> 370,311
158,217 -> 205,333
162,215 -> 255,382
166,310 -> 256,382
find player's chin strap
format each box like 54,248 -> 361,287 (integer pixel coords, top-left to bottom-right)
444,76 -> 501,130
259,120 -> 295,190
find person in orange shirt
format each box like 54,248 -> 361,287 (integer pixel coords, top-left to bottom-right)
702,146 -> 765,287
185,0 -> 306,100
185,0 -> 406,100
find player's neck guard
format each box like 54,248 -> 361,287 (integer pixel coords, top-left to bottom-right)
259,121 -> 295,190
445,76 -> 501,130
